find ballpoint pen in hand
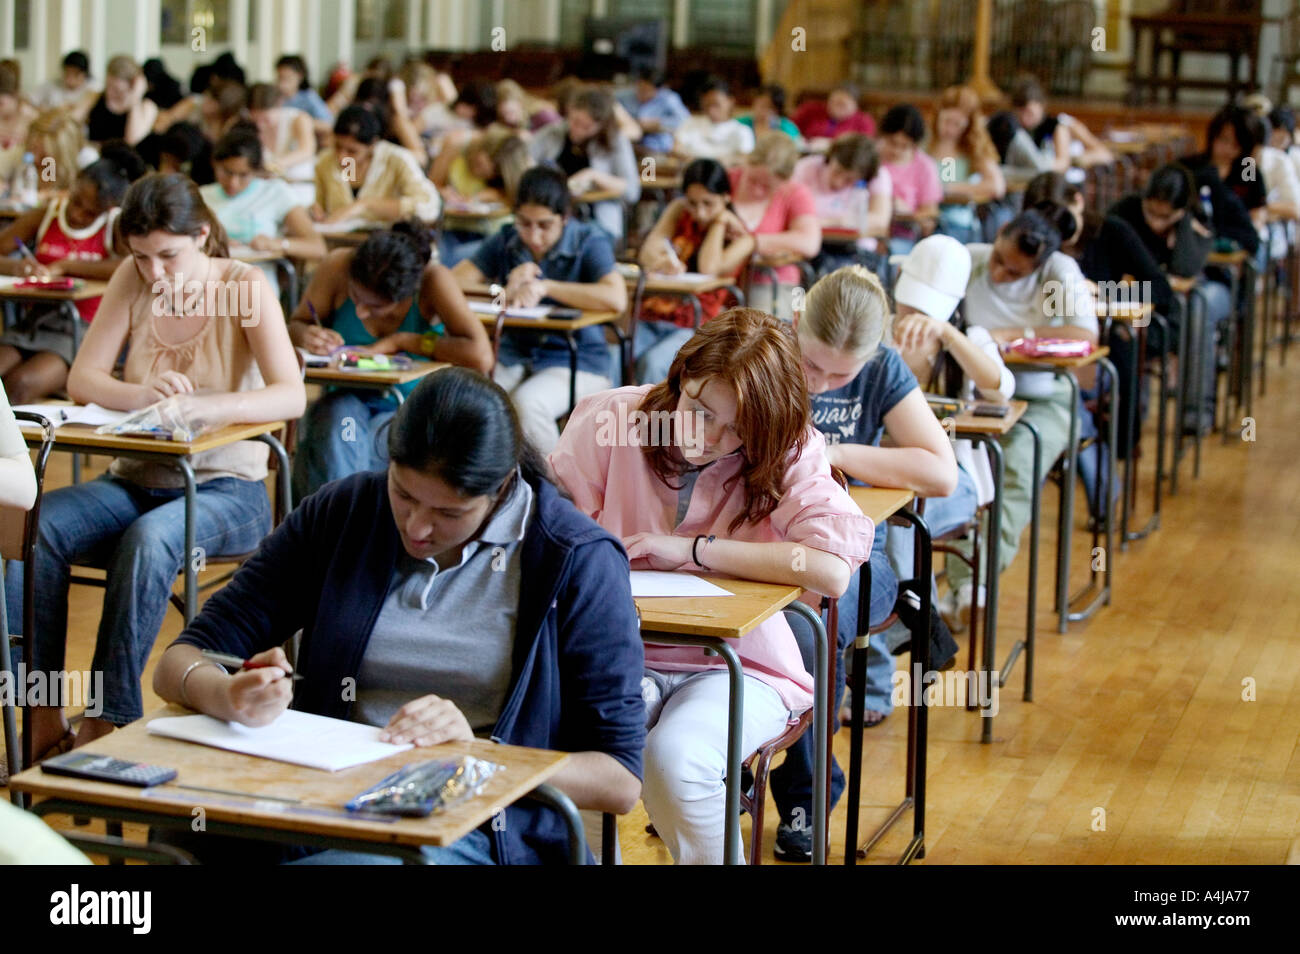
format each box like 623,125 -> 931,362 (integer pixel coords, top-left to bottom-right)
200,650 -> 304,681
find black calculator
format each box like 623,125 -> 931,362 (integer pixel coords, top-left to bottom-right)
41,751 -> 177,787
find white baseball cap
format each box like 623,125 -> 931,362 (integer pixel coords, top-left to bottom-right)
893,234 -> 972,323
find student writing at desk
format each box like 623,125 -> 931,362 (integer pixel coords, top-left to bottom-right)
549,308 -> 872,864
288,221 -> 492,500
0,144 -> 147,402
154,369 -> 645,864
452,166 -> 626,453
776,263 -> 961,861
3,173 -> 306,760
634,157 -> 755,383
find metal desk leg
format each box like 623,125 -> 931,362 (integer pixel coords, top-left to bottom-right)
1065,358 -> 1118,622
566,332 -> 579,418
844,557 -> 871,865
1020,418 -> 1041,702
525,784 -> 586,865
978,435 -> 1003,743
1189,286 -> 1206,479
254,433 -> 293,521
1055,370 -> 1080,635
784,599 -> 829,867
178,458 -> 198,624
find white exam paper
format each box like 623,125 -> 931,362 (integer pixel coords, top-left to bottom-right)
146,710 -> 412,772
629,571 -> 734,598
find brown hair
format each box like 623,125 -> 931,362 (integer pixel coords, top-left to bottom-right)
0,60 -> 19,97
747,130 -> 800,180
569,85 -> 619,152
827,133 -> 879,182
934,85 -> 998,167
27,110 -> 85,192
639,308 -> 810,532
116,172 -> 230,258
247,82 -> 280,111
106,55 -> 141,83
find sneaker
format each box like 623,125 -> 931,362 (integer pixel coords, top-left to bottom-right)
774,822 -> 812,863
940,586 -> 968,634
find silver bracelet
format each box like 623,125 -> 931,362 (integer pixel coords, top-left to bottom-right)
179,659 -> 223,709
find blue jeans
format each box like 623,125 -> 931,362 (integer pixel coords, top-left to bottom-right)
289,827 -> 496,865
1190,278 -> 1232,421
769,525 -> 898,825
886,464 -> 978,586
633,320 -> 692,385
4,473 -> 271,725
291,390 -> 395,503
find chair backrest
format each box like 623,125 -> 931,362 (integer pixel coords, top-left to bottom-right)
2,413 -> 55,565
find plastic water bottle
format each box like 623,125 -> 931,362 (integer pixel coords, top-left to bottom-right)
17,152 -> 37,209
853,179 -> 869,235
1199,184 -> 1213,223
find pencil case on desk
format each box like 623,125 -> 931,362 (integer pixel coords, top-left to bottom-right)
345,756 -> 502,817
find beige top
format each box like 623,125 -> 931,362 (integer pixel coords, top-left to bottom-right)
110,258 -> 269,488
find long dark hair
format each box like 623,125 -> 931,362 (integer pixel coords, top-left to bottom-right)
1022,171 -> 1096,251
388,367 -> 548,496
80,141 -> 148,210
350,220 -> 435,302
116,172 -> 229,257
1144,162 -> 1197,211
999,203 -> 1074,267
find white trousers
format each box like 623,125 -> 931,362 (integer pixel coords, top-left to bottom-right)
493,363 -> 610,454
641,669 -> 792,865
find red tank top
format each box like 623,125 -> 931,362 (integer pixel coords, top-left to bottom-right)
34,197 -> 117,322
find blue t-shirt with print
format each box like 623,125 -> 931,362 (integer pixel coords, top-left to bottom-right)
469,219 -> 615,377
810,346 -> 917,448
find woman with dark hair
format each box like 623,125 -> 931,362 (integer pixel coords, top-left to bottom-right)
311,104 -> 440,226
791,82 -> 876,141
4,172 -> 306,759
529,84 -> 641,241
0,143 -> 147,401
1182,104 -> 1268,237
275,53 -> 333,135
200,125 -> 325,266
878,103 -> 943,251
289,221 -> 493,499
943,202 -> 1098,623
1108,162 -> 1233,433
549,307 -> 873,864
738,84 -> 801,141
152,366 -> 645,864
141,58 -> 184,111
671,77 -> 755,163
452,166 -> 627,452
633,157 -> 756,383
352,75 -> 425,156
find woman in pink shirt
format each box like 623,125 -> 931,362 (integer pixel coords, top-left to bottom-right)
729,131 -> 821,318
549,308 -> 873,864
878,104 -> 944,254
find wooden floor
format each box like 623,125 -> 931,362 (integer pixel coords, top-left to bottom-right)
6,341 -> 1300,865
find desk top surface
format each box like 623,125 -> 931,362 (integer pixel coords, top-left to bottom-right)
20,418 -> 284,455
1003,344 -> 1110,369
0,279 -> 108,302
9,705 -> 570,848
635,575 -> 805,639
304,360 -> 447,387
848,486 -> 916,523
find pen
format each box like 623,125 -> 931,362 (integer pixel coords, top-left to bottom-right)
200,650 -> 304,681
15,239 -> 41,271
307,301 -> 322,327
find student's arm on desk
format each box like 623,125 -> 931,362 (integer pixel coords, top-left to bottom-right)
753,212 -> 821,260
827,388 -> 958,497
417,263 -> 494,373
287,249 -> 348,352
541,269 -> 628,313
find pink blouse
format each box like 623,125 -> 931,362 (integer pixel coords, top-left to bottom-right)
548,385 -> 874,711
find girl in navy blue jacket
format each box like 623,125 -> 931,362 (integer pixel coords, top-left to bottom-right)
153,367 -> 645,864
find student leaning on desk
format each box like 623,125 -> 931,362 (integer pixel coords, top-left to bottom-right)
153,368 -> 644,865
4,173 -> 306,764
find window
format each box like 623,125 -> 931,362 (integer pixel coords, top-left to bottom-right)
688,0 -> 756,51
383,0 -> 407,40
356,0 -> 377,41
559,0 -> 591,46
14,0 -> 28,50
161,0 -> 231,46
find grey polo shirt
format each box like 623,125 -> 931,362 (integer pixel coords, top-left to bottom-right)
352,472 -> 535,734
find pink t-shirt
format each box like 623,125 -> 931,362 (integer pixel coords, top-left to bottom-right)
790,154 -> 892,223
548,385 -> 875,712
884,150 -> 943,213
728,167 -> 818,283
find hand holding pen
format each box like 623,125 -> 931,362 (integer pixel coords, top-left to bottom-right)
14,240 -> 50,279
301,301 -> 345,354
